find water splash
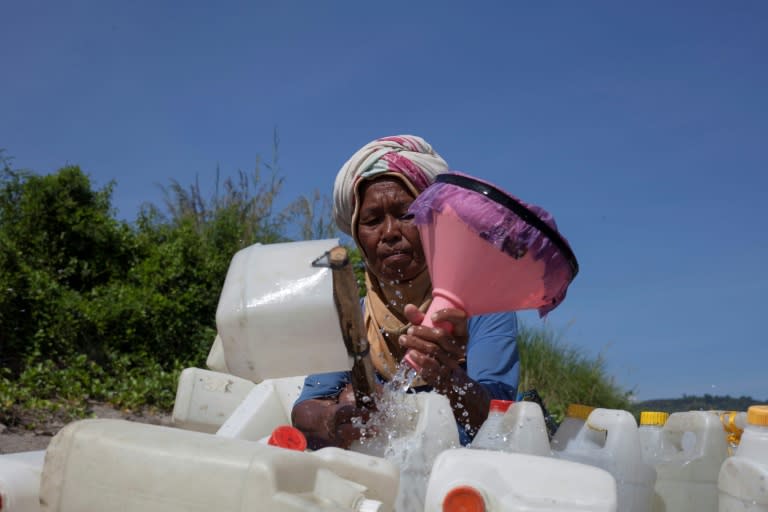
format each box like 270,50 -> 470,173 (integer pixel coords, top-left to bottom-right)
387,364 -> 419,393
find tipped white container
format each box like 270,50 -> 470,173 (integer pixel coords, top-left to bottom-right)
0,450 -> 45,512
651,411 -> 729,512
205,334 -> 230,374
350,391 -> 460,512
718,405 -> 768,511
424,448 -> 618,511
555,407 -> 656,512
216,375 -> 305,441
551,403 -> 595,453
472,400 -> 551,456
40,419 -> 399,512
171,367 -> 256,433
215,238 -> 352,382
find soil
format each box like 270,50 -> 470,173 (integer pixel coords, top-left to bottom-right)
0,403 -> 173,454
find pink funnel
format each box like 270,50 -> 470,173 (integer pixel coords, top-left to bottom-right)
404,172 -> 578,368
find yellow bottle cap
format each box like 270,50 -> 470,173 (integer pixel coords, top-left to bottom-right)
566,403 -> 595,420
747,405 -> 768,426
640,411 -> 669,426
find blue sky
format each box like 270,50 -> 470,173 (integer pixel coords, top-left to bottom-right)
2,1 -> 766,401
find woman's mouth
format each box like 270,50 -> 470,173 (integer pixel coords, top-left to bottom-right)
383,251 -> 411,265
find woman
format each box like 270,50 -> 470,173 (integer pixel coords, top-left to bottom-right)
291,135 -> 519,449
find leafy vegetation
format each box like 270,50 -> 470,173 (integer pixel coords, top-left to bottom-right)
0,144 -> 334,428
630,394 -> 766,416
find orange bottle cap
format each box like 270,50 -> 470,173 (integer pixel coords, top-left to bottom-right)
489,399 -> 514,413
268,425 -> 307,451
442,485 -> 486,512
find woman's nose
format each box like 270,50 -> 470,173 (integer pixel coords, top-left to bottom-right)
381,215 -> 402,242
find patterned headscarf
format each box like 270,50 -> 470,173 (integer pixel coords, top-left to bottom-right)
332,135 -> 449,382
333,135 -> 448,235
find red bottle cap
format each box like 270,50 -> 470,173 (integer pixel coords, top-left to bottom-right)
489,399 -> 514,413
267,425 -> 307,451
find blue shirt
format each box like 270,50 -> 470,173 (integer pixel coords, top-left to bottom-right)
295,311 -> 520,444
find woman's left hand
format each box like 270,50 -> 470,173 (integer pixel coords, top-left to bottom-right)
399,303 -> 469,386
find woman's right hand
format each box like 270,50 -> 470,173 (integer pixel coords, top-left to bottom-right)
291,383 -> 372,449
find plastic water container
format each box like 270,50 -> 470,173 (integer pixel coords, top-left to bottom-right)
216,375 -> 305,441
718,405 -> 768,511
649,411 -> 729,511
205,334 -> 230,373
719,410 -> 748,455
551,403 -> 595,452
556,407 -> 656,512
638,411 -> 669,465
215,238 -> 352,382
0,450 -> 45,512
637,411 -> 669,511
472,400 -> 551,456
350,391 -> 460,512
171,367 -> 256,433
424,448 -> 617,511
471,399 -> 514,451
40,418 -> 399,512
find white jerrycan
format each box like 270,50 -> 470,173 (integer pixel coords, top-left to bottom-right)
0,450 -> 45,512
40,418 -> 399,512
171,367 -> 256,433
637,411 -> 669,511
215,375 -> 305,441
472,400 -> 551,456
215,238 -> 352,382
652,410 -> 729,512
350,391 -> 459,512
719,410 -> 748,455
638,411 -> 669,465
718,405 -> 768,511
551,403 -> 595,453
424,448 -> 618,511
471,399 -> 514,451
556,407 -> 656,512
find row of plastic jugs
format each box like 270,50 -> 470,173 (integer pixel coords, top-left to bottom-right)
470,400 -> 768,512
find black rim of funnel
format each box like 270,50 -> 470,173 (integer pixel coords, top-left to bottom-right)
436,173 -> 579,277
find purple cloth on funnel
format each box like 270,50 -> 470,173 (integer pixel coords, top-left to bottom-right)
408,171 -> 577,317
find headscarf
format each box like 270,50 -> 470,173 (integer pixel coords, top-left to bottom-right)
333,135 -> 448,236
332,135 -> 449,382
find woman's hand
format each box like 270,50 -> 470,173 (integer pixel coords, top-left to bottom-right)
291,384 -> 373,449
399,303 -> 491,436
399,303 -> 470,386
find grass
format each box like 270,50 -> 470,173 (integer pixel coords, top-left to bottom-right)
517,324 -> 631,422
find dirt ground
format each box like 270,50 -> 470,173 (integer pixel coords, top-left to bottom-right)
0,403 -> 173,454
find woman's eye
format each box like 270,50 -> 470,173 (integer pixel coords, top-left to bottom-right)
360,217 -> 381,226
399,213 -> 415,222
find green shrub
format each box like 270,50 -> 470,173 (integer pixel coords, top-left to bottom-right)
0,351 -> 185,428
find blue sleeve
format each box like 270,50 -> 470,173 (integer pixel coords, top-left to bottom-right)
294,371 -> 351,405
465,311 -> 519,401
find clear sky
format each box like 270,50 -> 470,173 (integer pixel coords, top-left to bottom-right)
2,1 -> 766,401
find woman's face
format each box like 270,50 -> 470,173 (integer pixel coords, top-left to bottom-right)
356,177 -> 427,282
